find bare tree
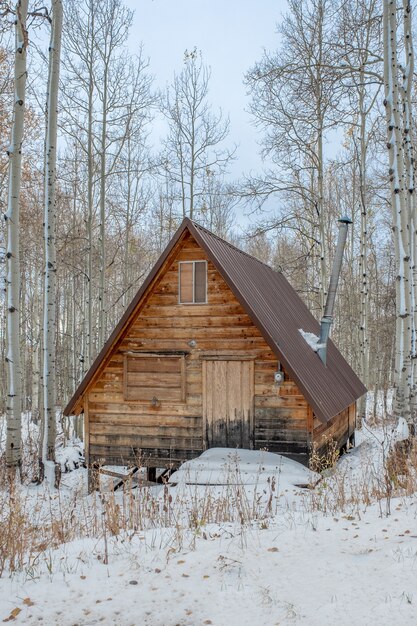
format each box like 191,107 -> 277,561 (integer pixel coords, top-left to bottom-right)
383,0 -> 415,424
61,0 -> 154,361
93,0 -> 133,348
4,0 -> 28,472
245,0 -> 344,312
41,0 -> 62,483
160,48 -> 235,221
336,0 -> 382,421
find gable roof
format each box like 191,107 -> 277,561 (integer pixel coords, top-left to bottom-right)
64,217 -> 366,422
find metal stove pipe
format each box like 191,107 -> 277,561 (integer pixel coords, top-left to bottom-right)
317,216 -> 352,366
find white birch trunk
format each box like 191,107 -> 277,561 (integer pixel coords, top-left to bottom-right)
86,60 -> 94,370
383,0 -> 412,420
401,0 -> 417,428
357,69 -> 369,424
5,0 -> 28,470
98,56 -> 108,349
42,0 -> 63,470
316,0 -> 327,313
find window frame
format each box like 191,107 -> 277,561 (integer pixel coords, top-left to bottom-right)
178,260 -> 208,304
123,352 -> 186,404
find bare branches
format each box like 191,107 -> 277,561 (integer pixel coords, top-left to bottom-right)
160,49 -> 235,221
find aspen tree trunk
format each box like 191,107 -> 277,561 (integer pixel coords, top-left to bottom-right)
70,176 -> 78,389
189,121 -> 195,219
180,150 -> 187,219
20,276 -> 27,412
31,332 -> 40,423
383,0 -> 412,421
86,5 -> 95,370
42,0 -> 63,476
316,0 -> 327,313
357,70 -> 369,423
317,120 -> 327,312
5,0 -> 28,470
123,135 -> 132,309
98,56 -> 108,349
86,82 -> 94,370
401,0 -> 417,428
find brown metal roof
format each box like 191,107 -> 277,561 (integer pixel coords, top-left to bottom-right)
64,217 -> 366,422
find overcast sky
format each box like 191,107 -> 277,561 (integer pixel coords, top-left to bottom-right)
125,0 -> 288,180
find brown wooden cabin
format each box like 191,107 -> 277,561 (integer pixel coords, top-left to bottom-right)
64,218 -> 366,471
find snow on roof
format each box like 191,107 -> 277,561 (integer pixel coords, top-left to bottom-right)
298,329 -> 326,353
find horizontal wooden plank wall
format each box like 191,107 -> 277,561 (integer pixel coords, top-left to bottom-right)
87,232 -> 311,468
312,403 -> 353,454
254,360 -> 309,462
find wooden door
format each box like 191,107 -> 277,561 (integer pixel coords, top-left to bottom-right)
202,359 -> 254,449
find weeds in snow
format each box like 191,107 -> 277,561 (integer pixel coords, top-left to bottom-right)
3,406 -> 417,579
0,456 -> 281,577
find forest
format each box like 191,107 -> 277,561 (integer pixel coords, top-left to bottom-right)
2,0 -> 412,474
2,1 -> 417,624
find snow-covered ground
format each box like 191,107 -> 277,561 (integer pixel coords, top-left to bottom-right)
0,416 -> 417,626
1,498 -> 417,626
1,394 -> 417,625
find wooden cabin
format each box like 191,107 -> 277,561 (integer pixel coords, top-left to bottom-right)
64,218 -> 366,471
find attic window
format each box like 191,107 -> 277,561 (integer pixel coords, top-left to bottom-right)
179,261 -> 207,304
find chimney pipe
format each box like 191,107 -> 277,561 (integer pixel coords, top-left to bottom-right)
317,216 -> 352,366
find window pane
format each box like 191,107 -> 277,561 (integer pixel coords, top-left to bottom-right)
180,263 -> 193,303
194,261 -> 207,303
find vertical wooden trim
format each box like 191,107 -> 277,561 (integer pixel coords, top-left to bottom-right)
181,354 -> 186,401
202,359 -> 207,448
123,354 -> 128,399
178,259 -> 181,304
307,405 -> 314,452
84,396 -> 90,467
249,360 -> 255,449
307,405 -> 313,433
350,402 -> 356,435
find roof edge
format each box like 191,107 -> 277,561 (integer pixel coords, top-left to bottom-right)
63,219 -> 192,415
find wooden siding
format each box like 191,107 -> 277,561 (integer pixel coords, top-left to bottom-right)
86,232 -> 348,468
254,362 -> 310,460
312,403 -> 355,454
124,353 -> 186,402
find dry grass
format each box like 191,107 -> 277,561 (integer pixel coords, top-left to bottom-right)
305,429 -> 417,518
309,436 -> 340,474
0,457 -> 280,578
2,414 -> 417,578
